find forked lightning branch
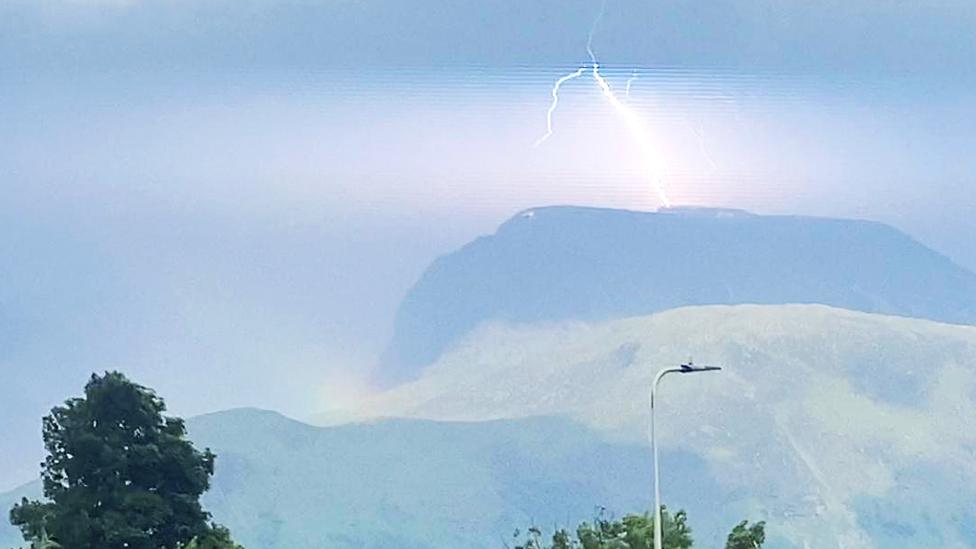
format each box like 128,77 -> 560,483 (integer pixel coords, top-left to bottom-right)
534,0 -> 673,208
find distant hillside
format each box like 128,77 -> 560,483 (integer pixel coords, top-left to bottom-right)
7,306 -> 976,548
379,206 -> 976,383
0,410 -> 732,549
364,305 -> 976,549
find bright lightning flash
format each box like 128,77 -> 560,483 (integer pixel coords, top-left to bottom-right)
534,1 -> 673,209
588,51 -> 672,208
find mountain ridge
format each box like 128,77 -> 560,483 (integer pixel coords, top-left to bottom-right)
379,206 -> 976,383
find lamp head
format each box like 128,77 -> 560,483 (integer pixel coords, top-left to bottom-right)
679,360 -> 722,373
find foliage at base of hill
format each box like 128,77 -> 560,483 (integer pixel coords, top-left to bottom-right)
172,526 -> 245,549
510,507 -> 763,549
725,520 -> 766,549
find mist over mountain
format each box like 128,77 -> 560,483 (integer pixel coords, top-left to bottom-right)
7,305 -> 976,549
379,206 -> 976,383
2,0 -> 974,546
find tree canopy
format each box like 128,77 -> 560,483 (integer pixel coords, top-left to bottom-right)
171,526 -> 244,549
511,507 -> 763,549
724,520 -> 766,549
9,371 -> 240,549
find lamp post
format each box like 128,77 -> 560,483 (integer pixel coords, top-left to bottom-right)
650,361 -> 721,549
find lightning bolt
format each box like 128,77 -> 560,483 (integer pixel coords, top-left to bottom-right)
533,66 -> 587,148
588,50 -> 672,208
535,0 -> 673,208
625,70 -> 638,100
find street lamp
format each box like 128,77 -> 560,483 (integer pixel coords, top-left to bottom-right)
650,360 -> 721,549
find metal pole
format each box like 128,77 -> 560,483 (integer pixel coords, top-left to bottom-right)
650,363 -> 721,549
652,377 -> 662,549
651,368 -> 676,549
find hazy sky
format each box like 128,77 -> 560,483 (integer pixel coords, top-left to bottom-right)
1,0 -> 975,490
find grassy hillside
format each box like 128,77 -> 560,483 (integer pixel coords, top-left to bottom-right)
363,304 -> 976,548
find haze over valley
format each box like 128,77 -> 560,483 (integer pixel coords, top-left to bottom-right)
3,2 -> 975,548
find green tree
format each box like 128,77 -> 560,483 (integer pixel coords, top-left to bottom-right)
23,527 -> 61,549
172,526 -> 244,549
513,506 -> 693,549
9,372 -> 240,549
725,520 -> 765,549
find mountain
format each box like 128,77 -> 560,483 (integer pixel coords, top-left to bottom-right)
379,206 -> 976,383
0,409 -> 730,549
362,304 -> 976,549
6,306 -> 976,548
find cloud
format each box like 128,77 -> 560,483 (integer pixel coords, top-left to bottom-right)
4,0 -> 975,76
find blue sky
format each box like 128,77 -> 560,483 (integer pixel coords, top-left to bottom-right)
1,0 -> 975,490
